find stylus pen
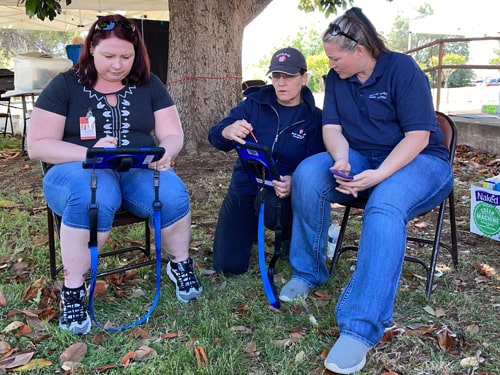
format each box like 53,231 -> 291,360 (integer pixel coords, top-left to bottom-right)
249,130 -> 258,143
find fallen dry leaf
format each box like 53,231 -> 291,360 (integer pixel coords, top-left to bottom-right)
129,327 -> 149,339
466,324 -> 480,334
379,326 -> 406,343
14,324 -> 32,338
244,341 -> 258,358
406,322 -> 442,336
3,351 -> 36,369
194,345 -> 208,367
10,358 -> 51,372
0,200 -> 21,208
2,321 -> 25,333
61,361 -> 83,371
0,291 -> 6,307
436,325 -> 456,351
21,285 -> 40,303
190,241 -> 202,249
119,351 -> 135,368
94,364 -> 117,372
423,305 -> 446,317
0,341 -> 11,354
59,343 -> 87,365
92,331 -> 110,345
273,331 -> 305,348
161,331 -> 178,339
9,262 -> 32,280
460,356 -> 479,367
93,280 -> 109,299
312,290 -> 330,299
294,350 -> 305,363
236,302 -> 250,317
230,325 -> 252,334
472,263 -> 496,276
272,338 -> 295,347
414,220 -> 429,228
216,281 -> 227,291
310,365 -> 326,375
134,345 -> 157,361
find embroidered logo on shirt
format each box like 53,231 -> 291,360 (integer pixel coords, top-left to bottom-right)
369,92 -> 388,100
291,129 -> 306,140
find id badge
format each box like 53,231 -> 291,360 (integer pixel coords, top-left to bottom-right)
80,109 -> 96,140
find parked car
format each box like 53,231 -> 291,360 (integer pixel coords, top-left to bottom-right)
485,77 -> 500,86
471,79 -> 485,87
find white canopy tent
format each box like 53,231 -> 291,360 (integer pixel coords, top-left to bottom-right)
409,14 -> 500,38
0,0 -> 169,31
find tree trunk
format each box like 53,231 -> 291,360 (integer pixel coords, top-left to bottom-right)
167,0 -> 271,154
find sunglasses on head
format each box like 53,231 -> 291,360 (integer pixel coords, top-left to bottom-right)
327,23 -> 358,44
95,19 -> 136,32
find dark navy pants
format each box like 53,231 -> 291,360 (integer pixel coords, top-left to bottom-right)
212,191 -> 292,274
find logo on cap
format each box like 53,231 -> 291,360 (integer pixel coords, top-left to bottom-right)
277,53 -> 290,63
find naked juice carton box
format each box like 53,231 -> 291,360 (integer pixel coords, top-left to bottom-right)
470,184 -> 500,241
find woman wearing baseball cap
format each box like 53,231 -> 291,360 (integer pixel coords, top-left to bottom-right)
208,47 -> 324,275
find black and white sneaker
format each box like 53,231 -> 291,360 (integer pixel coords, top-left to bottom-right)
167,258 -> 203,303
59,284 -> 91,335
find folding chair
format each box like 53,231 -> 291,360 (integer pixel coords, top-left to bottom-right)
329,111 -> 458,298
242,79 -> 266,90
0,91 -> 13,137
65,44 -> 82,65
42,163 -> 163,280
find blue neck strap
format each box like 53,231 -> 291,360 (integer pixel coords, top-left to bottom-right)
87,169 -> 162,331
258,199 -> 280,309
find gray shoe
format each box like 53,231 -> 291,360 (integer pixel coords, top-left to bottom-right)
324,335 -> 369,374
279,279 -> 311,302
167,258 -> 203,303
59,284 -> 91,335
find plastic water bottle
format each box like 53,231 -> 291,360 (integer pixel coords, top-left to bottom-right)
327,220 -> 340,260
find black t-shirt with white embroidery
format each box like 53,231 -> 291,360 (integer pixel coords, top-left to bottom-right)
35,70 -> 174,148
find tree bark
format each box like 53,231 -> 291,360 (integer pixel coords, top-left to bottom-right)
167,0 -> 271,154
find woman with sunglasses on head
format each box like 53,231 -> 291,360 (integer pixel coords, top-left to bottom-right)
280,7 -> 453,373
208,47 -> 324,276
27,14 -> 202,335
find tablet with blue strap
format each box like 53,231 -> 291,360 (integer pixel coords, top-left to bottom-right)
235,141 -> 281,309
83,146 -> 165,172
235,142 -> 280,189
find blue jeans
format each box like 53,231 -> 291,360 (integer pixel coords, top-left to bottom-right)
289,150 -> 453,347
43,162 -> 190,231
212,190 -> 292,274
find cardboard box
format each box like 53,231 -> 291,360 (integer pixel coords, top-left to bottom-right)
470,184 -> 500,241
14,54 -> 72,91
482,175 -> 500,191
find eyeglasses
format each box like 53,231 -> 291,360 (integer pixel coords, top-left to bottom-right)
95,19 -> 136,32
270,72 -> 300,81
327,23 -> 358,44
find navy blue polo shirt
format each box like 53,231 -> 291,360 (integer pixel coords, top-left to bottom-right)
322,51 -> 449,161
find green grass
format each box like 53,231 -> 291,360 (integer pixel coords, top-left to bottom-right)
0,136 -> 499,374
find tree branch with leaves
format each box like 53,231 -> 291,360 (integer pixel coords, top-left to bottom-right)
17,0 -> 72,21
